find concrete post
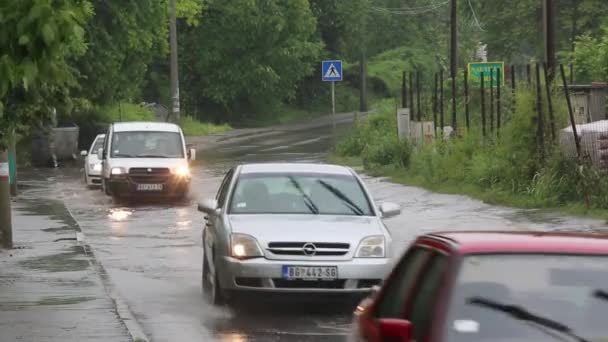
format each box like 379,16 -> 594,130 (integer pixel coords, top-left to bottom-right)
0,149 -> 13,249
397,108 -> 411,141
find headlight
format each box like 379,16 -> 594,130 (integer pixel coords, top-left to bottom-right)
355,235 -> 385,258
111,167 -> 125,175
230,233 -> 263,259
174,166 -> 190,177
91,163 -> 102,172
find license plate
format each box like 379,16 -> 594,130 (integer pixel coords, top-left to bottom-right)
136,184 -> 163,191
282,266 -> 338,280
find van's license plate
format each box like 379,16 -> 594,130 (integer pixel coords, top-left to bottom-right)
282,266 -> 337,280
136,184 -> 163,191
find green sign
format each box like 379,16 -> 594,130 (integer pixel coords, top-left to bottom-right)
468,62 -> 505,88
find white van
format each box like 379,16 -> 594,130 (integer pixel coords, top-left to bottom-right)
98,122 -> 195,199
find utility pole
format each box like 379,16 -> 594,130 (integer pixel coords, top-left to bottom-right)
0,149 -> 13,249
169,0 -> 180,123
450,0 -> 458,130
543,0 -> 556,78
359,49 -> 368,112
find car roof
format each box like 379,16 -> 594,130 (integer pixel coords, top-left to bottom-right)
112,121 -> 181,133
239,163 -> 354,176
425,230 -> 608,255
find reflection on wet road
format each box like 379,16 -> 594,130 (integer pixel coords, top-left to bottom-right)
41,118 -> 607,342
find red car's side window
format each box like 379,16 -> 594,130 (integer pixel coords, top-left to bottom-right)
373,247 -> 430,319
405,252 -> 450,342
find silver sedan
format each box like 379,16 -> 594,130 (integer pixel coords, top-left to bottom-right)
197,163 -> 401,305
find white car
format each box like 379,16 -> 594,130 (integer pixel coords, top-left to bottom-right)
80,134 -> 105,188
197,163 -> 401,305
98,122 -> 196,199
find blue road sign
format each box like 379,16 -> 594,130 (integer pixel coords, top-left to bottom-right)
322,60 -> 342,82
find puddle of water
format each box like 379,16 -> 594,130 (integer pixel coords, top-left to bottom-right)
20,246 -> 90,272
37,296 -> 96,306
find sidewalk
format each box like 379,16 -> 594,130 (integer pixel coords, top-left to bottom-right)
0,186 -> 134,341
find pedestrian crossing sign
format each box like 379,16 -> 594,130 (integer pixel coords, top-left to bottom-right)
322,60 -> 342,82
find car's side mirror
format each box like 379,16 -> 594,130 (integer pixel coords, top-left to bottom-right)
97,148 -> 104,160
378,319 -> 412,342
80,150 -> 88,157
379,202 -> 401,218
198,199 -> 219,215
188,148 -> 196,161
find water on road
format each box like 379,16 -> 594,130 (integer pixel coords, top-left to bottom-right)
30,117 -> 608,341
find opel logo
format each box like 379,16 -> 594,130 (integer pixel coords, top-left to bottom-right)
302,243 -> 316,256
147,168 -> 152,173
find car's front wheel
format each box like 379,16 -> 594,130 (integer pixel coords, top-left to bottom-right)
202,243 -> 224,306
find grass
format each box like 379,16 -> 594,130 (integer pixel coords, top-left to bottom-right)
180,116 -> 231,136
333,87 -> 608,221
99,103 -> 156,122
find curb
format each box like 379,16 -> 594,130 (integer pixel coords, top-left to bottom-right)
64,205 -> 150,342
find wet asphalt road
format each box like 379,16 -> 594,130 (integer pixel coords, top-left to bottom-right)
33,116 -> 608,342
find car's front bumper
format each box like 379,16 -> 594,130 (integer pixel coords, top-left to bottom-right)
217,256 -> 389,295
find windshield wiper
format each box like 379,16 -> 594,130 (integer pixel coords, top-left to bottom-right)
317,180 -> 365,216
468,297 -> 590,342
592,289 -> 608,302
287,176 -> 319,214
113,153 -> 134,158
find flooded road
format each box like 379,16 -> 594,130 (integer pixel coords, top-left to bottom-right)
32,115 -> 608,341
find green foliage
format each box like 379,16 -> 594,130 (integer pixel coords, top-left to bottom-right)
570,22 -> 608,82
180,116 -> 231,136
179,0 -> 322,116
74,0 -> 168,104
0,0 -> 92,149
337,88 -> 608,211
338,99 -> 411,169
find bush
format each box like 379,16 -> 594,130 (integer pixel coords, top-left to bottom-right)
337,85 -> 608,212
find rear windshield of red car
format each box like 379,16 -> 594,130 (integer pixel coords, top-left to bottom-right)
443,253 -> 608,342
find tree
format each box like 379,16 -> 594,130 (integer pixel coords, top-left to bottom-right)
179,0 -> 322,119
74,0 -> 168,104
0,0 -> 92,149
570,20 -> 608,82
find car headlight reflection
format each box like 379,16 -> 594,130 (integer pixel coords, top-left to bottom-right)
355,235 -> 386,258
230,233 -> 263,259
174,166 -> 190,177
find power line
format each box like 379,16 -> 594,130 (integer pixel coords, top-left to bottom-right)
467,0 -> 486,31
370,1 -> 450,16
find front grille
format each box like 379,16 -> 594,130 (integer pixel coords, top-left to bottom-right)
272,279 -> 346,289
235,277 -> 263,288
267,242 -> 350,256
128,168 -> 171,184
129,168 -> 170,175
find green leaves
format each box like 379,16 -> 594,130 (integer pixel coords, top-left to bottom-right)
0,0 -> 91,149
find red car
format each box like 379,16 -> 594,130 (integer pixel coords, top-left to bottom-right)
352,231 -> 608,342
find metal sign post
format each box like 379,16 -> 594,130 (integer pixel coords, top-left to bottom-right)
322,60 -> 343,149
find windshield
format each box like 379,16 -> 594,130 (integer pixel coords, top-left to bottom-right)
90,137 -> 104,154
110,131 -> 184,158
228,172 -> 374,216
444,254 -> 608,342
